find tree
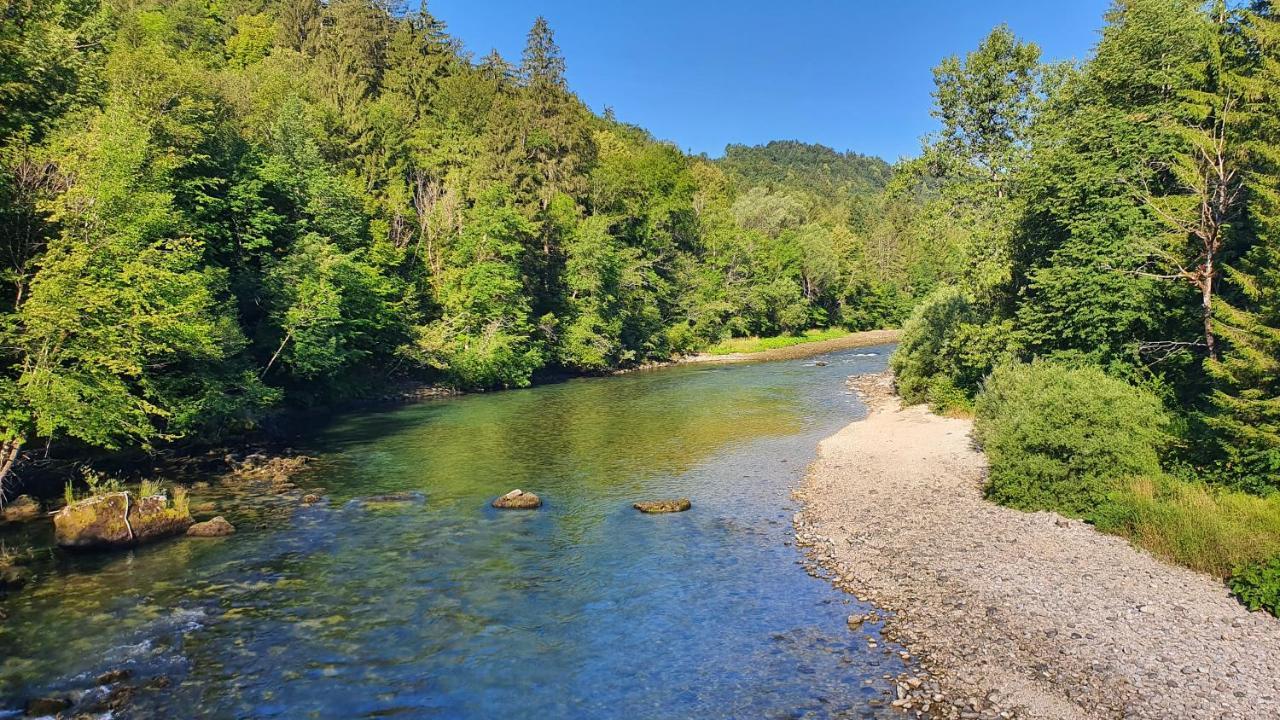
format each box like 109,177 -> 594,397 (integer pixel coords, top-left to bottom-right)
1135,1 -> 1249,362
1205,0 -> 1280,490
928,24 -> 1041,197
924,25 -> 1042,299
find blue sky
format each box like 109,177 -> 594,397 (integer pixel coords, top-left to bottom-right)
427,1 -> 1114,162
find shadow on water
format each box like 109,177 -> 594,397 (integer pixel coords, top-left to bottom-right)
0,345 -> 906,719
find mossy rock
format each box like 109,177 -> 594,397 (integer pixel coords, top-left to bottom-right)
633,498 -> 692,514
492,489 -> 541,509
187,516 -> 235,537
54,492 -> 193,549
2,495 -> 41,522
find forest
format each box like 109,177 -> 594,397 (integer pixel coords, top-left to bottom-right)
892,0 -> 1280,608
0,0 -> 955,496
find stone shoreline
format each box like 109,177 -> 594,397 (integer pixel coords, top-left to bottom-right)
794,372 -> 1280,720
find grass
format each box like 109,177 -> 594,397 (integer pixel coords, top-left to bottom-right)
1093,474 -> 1280,579
703,328 -> 851,356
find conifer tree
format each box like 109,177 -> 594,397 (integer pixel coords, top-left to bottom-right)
1206,0 -> 1280,489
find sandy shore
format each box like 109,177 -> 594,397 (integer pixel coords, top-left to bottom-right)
795,372 -> 1280,720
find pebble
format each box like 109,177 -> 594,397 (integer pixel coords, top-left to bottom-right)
792,371 -> 1280,720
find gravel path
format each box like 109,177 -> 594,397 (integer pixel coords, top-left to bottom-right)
794,373 -> 1280,720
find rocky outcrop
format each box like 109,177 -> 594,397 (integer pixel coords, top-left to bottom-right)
53,492 -> 193,549
2,495 -> 40,522
187,516 -> 235,537
633,498 -> 692,513
491,489 -> 541,509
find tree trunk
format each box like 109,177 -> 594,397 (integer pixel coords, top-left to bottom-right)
0,437 -> 24,507
1202,264 -> 1217,362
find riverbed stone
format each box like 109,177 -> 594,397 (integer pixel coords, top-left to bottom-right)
187,516 -> 235,537
25,696 -> 71,715
95,669 -> 132,685
361,491 -> 422,506
53,492 -> 193,549
492,489 -> 541,509
633,498 -> 691,513
0,564 -> 29,591
2,495 -> 40,522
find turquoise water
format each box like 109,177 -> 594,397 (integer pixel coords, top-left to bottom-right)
0,346 -> 904,718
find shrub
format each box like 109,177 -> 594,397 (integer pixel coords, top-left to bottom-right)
1230,557 -> 1280,616
974,361 -> 1170,516
891,286 -> 1018,412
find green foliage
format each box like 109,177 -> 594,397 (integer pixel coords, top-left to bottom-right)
0,0 -> 939,492
890,286 -> 1018,412
719,141 -> 892,197
1230,556 -> 1280,616
974,362 -> 1170,516
139,479 -> 162,499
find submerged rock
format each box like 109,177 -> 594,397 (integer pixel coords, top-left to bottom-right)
95,669 -> 133,685
633,498 -> 692,514
361,491 -> 423,506
25,696 -> 71,715
187,516 -> 235,537
492,489 -> 541,509
2,495 -> 40,522
0,564 -> 29,591
53,492 -> 193,549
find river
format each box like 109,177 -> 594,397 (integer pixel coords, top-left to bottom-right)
0,344 -> 903,719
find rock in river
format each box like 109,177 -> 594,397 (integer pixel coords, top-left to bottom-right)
53,492 -> 193,549
633,498 -> 692,513
2,495 -> 40,522
187,516 -> 236,537
492,489 -> 541,509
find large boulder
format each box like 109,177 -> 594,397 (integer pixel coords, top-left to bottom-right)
187,516 -> 235,537
491,489 -> 541,509
633,498 -> 692,514
54,492 -> 193,549
2,495 -> 40,522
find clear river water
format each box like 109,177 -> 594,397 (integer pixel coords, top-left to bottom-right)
0,345 -> 905,719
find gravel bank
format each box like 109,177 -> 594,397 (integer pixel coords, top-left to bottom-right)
794,372 -> 1280,720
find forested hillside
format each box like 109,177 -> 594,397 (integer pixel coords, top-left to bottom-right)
718,141 -> 892,197
891,0 -> 1280,607
0,0 -> 952,494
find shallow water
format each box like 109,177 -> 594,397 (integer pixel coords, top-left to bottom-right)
0,346 -> 904,719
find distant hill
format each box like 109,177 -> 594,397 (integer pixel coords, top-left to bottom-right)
718,141 -> 893,197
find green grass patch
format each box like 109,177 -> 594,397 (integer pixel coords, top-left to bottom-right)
703,328 -> 850,355
1094,475 -> 1280,579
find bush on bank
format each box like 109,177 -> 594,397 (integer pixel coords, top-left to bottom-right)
965,360 -> 1280,615
974,361 -> 1170,516
890,286 -> 1018,414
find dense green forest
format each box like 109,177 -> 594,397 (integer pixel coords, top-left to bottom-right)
0,0 -> 963,495
892,0 -> 1280,607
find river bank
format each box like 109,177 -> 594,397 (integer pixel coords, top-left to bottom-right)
0,331 -> 899,504
795,372 -> 1280,720
678,329 -> 901,365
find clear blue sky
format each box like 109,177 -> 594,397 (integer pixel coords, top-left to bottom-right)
427,1 -> 1114,162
